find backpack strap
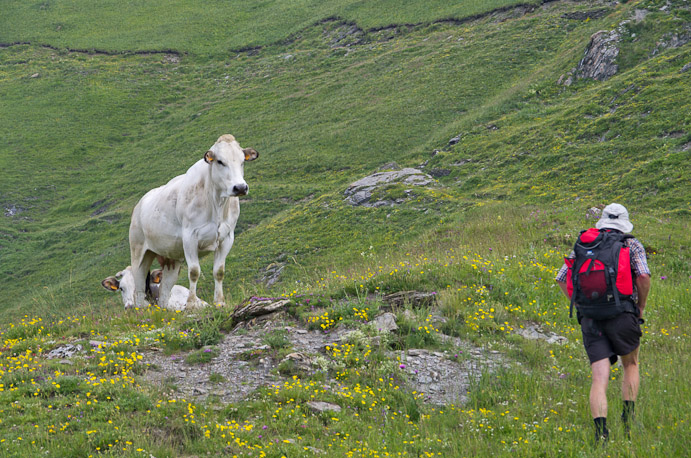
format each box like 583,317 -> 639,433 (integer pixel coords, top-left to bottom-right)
607,232 -> 624,310
607,231 -> 637,315
568,233 -> 586,319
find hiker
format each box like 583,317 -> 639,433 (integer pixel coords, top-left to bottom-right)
555,203 -> 651,442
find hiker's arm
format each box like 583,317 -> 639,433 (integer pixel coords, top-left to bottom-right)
635,273 -> 651,318
555,261 -> 570,299
556,280 -> 569,298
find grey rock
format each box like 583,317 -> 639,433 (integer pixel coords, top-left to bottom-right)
257,262 -> 286,287
344,168 -> 434,207
516,324 -> 568,344
372,312 -> 398,333
577,30 -> 621,81
307,401 -> 342,414
652,31 -> 691,56
4,204 -> 25,217
46,344 -> 83,359
397,345 -> 503,405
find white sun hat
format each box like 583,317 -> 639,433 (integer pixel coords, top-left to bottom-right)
595,203 -> 634,233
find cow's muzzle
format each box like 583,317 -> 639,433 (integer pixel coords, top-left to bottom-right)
232,184 -> 249,196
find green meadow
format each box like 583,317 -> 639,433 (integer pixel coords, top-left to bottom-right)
0,0 -> 689,456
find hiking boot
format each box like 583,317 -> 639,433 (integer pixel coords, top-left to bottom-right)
622,401 -> 635,439
594,417 -> 609,445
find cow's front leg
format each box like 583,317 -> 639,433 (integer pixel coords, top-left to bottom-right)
182,232 -> 204,309
213,233 -> 234,306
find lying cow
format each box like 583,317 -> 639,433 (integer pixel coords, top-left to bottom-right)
101,266 -> 207,311
129,134 -> 258,309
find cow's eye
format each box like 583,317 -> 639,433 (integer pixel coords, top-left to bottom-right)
217,160 -> 225,166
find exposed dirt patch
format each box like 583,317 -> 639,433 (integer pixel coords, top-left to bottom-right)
141,310 -> 504,406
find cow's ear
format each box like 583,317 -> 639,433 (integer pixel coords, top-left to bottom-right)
204,150 -> 215,163
102,277 -> 120,291
243,148 -> 259,162
151,269 -> 163,284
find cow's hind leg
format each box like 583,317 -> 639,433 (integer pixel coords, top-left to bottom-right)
157,260 -> 181,310
132,250 -> 156,308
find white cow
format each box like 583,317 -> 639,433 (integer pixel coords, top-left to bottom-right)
101,267 -> 206,311
128,134 -> 258,309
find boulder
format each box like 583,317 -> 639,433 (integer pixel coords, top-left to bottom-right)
576,30 -> 621,81
344,168 -> 434,207
372,312 -> 398,333
307,401 -> 342,414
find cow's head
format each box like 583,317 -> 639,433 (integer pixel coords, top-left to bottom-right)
101,266 -> 136,308
204,134 -> 259,198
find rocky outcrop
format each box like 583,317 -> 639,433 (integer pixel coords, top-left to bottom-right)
576,30 -> 621,81
140,296 -> 507,406
652,29 -> 691,56
45,344 -> 83,359
3,204 -> 25,217
257,262 -> 286,287
137,295 -> 565,406
344,168 -> 435,207
383,291 -> 438,309
515,324 -> 568,345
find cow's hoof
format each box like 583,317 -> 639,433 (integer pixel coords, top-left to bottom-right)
186,298 -> 209,310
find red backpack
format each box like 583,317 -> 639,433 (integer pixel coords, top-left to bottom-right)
565,228 -> 636,320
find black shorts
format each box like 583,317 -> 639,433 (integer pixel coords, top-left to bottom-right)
580,312 -> 642,365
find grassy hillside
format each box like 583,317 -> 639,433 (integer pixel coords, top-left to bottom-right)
0,205 -> 688,457
0,0 -> 535,56
0,0 -> 690,456
2,0 -> 688,318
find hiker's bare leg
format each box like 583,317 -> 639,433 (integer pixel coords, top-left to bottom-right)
590,358 -> 611,418
621,346 -> 640,401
